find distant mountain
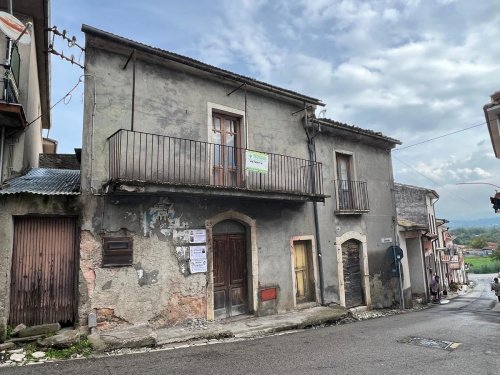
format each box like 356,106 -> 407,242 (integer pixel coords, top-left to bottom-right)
448,217 -> 500,229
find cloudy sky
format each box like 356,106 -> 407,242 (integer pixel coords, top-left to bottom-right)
48,0 -> 500,224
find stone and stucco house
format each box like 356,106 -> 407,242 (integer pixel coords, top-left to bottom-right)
77,25 -> 402,331
1,17 -> 404,336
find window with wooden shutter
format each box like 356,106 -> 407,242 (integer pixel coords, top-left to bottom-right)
102,237 -> 133,267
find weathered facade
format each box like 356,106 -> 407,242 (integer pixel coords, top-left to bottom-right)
78,25 -> 403,331
0,0 -> 57,339
79,25 -> 326,329
395,183 -> 442,303
0,0 -> 51,183
313,119 -> 401,309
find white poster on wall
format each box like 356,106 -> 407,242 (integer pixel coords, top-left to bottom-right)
189,259 -> 207,273
190,245 -> 207,259
188,229 -> 206,244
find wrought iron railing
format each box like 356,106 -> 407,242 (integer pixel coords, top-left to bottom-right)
441,255 -> 463,263
1,47 -> 21,103
108,129 -> 324,197
0,72 -> 19,103
334,179 -> 369,212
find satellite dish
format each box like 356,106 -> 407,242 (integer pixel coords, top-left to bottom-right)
0,11 -> 31,45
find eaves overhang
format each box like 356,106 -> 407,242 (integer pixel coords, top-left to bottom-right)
484,102 -> 500,158
314,118 -> 401,149
81,24 -> 325,108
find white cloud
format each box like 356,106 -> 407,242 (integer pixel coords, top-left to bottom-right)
49,0 -> 500,222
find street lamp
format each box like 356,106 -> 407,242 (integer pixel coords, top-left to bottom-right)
457,182 -> 500,213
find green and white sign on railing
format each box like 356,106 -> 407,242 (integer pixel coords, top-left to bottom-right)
245,150 -> 268,174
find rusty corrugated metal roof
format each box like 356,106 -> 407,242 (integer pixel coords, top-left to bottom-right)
0,168 -> 80,195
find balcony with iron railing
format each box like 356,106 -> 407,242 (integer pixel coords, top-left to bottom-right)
334,180 -> 370,214
441,254 -> 463,263
107,129 -> 326,202
0,45 -> 25,133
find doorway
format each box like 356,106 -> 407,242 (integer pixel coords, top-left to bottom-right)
9,216 -> 78,327
342,239 -> 364,308
213,220 -> 248,319
212,113 -> 243,188
293,240 -> 315,304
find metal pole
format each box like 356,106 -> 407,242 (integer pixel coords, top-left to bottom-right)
131,51 -> 136,132
0,126 -> 5,184
7,0 -> 12,14
305,106 -> 325,305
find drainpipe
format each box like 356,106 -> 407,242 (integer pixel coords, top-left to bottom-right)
430,195 -> 442,289
304,108 -> 325,305
388,151 -> 404,309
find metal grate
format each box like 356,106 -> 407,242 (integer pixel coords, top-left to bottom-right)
399,337 -> 461,351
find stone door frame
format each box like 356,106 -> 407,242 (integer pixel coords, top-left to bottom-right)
336,231 -> 371,308
205,210 -> 258,320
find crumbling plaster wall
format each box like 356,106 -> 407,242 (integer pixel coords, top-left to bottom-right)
80,38 -> 311,193
315,134 -> 399,308
0,195 -> 80,339
78,193 -> 315,330
78,36 -> 319,329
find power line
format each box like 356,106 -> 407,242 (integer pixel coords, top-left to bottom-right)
26,77 -> 83,128
393,122 -> 486,151
392,154 -> 473,207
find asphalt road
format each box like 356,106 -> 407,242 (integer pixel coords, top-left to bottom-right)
3,274 -> 499,375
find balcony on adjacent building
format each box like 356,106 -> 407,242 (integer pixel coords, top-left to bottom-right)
107,129 -> 326,202
441,254 -> 464,270
0,46 -> 26,135
334,180 -> 369,214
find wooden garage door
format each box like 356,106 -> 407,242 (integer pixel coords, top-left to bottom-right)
342,240 -> 363,308
9,217 -> 78,327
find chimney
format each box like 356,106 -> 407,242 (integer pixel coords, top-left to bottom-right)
491,91 -> 500,103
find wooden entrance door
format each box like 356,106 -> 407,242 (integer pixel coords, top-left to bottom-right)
213,233 -> 248,319
9,217 -> 78,327
294,241 -> 314,304
342,240 -> 363,307
212,113 -> 243,188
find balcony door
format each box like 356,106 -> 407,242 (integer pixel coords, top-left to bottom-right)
212,113 -> 243,187
336,153 -> 352,209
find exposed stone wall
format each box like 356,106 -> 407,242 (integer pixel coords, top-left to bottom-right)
394,183 -> 429,226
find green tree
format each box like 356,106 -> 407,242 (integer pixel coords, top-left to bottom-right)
492,249 -> 500,262
469,237 -> 487,249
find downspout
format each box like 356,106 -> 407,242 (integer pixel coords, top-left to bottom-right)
430,195 -> 442,288
304,107 -> 325,305
388,149 -> 404,308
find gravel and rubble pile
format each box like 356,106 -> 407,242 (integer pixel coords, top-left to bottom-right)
353,304 -> 429,321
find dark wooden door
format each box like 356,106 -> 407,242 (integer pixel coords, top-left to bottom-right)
213,234 -> 247,319
9,217 -> 78,327
342,240 -> 363,307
